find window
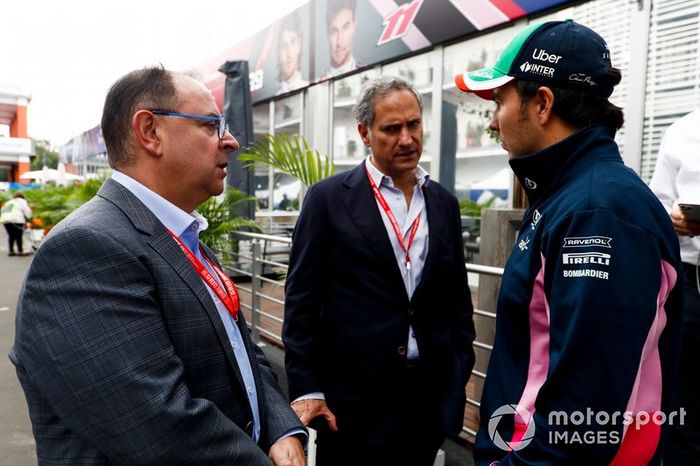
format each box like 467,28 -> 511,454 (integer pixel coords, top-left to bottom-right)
442,26 -> 518,206
252,103 -> 271,211
331,68 -> 378,173
272,93 -> 303,213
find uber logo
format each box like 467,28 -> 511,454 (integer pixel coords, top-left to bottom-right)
532,48 -> 562,64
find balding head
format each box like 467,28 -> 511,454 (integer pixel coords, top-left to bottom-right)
101,66 -> 180,168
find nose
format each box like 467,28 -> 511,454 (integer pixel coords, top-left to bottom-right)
488,113 -> 498,133
398,127 -> 413,146
221,130 -> 240,152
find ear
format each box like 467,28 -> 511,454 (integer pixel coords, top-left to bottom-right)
535,86 -> 556,126
358,123 -> 370,146
132,110 -> 162,157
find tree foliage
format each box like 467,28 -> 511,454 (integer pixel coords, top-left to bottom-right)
31,139 -> 60,170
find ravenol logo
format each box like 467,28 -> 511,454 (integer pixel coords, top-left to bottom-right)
488,404 -> 536,452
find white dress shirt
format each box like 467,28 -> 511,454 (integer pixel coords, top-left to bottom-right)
649,109 -> 700,266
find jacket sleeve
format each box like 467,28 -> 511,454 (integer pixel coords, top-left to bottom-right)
13,226 -> 275,465
497,208 -> 678,465
282,184 -> 329,400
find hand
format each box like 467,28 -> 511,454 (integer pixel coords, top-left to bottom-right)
671,208 -> 700,237
269,435 -> 306,466
291,399 -> 338,431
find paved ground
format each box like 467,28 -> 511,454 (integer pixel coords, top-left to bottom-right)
0,227 -> 475,465
0,228 -> 37,465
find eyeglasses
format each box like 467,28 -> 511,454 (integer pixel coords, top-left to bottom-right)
149,110 -> 229,140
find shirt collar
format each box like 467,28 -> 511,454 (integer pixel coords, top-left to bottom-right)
111,171 -> 209,238
364,156 -> 430,189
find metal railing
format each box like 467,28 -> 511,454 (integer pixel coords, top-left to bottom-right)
215,230 -> 504,443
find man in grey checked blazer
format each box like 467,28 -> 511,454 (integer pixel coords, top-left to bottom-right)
10,66 -> 305,465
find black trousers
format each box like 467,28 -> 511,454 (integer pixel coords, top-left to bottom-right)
4,223 -> 24,254
314,364 -> 446,466
664,262 -> 700,464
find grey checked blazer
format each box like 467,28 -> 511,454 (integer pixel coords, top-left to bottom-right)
10,178 -> 303,465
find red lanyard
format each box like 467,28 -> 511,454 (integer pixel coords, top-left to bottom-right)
365,163 -> 421,271
167,229 -> 239,320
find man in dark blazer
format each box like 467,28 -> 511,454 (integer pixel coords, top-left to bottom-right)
283,76 -> 476,465
10,66 -> 305,465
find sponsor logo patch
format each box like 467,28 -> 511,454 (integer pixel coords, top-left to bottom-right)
519,236 -> 531,252
562,252 -> 611,266
520,62 -> 555,78
531,209 -> 542,230
524,178 -> 538,190
532,48 -> 563,64
472,69 -> 495,79
562,236 -> 612,248
563,269 -> 609,280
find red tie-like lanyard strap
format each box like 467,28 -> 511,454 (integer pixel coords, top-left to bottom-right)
365,163 -> 420,271
167,229 -> 240,320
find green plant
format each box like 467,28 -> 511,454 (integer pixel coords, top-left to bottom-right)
197,188 -> 261,251
459,196 -> 497,217
22,178 -> 104,230
239,133 -> 335,187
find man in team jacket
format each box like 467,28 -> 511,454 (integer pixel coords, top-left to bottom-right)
455,20 -> 683,465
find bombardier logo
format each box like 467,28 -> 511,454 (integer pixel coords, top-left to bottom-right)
562,252 -> 611,266
563,236 -> 612,248
520,62 -> 555,78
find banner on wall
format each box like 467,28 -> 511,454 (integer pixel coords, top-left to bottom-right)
314,0 -> 574,81
198,3 -> 312,108
198,0 -> 573,104
60,125 -> 106,164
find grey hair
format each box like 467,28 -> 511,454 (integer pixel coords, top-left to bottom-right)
352,75 -> 423,127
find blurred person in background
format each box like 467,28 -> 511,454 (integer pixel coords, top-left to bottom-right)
649,108 -> 700,464
1,192 -> 32,256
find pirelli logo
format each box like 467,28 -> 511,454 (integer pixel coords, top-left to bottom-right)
562,236 -> 612,248
562,252 -> 611,266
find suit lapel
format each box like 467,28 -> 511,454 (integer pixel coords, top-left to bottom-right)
341,163 -> 407,295
98,179 -> 248,391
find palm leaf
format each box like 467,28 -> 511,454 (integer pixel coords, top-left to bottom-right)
239,133 -> 335,187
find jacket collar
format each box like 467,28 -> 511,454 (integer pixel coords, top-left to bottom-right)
509,125 -> 621,206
